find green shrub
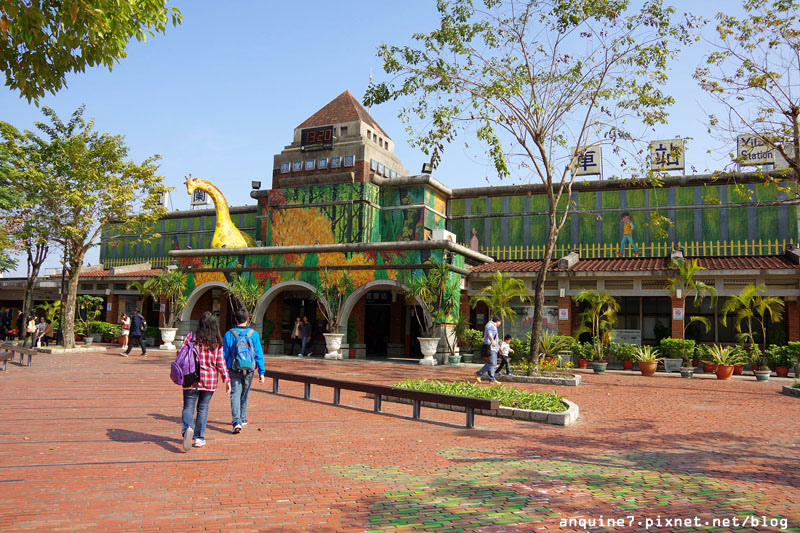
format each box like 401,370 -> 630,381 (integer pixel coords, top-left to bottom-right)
262,320 -> 275,340
659,338 -> 695,359
91,321 -> 122,338
573,341 -> 596,360
788,341 -> 800,356
766,345 -> 796,368
347,318 -> 357,345
144,326 -> 161,342
509,333 -> 531,360
607,341 -> 638,361
466,329 -> 484,352
766,326 -> 787,347
394,378 -> 567,413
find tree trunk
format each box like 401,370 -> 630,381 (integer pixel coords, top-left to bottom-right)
61,249 -> 86,349
22,243 -> 48,321
528,214 -> 560,368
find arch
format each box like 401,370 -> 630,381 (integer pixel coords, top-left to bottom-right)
252,280 -> 330,325
179,281 -> 228,322
338,279 -> 429,334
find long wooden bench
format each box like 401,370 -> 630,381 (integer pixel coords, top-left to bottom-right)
0,351 -> 12,371
0,344 -> 36,367
264,370 -> 499,428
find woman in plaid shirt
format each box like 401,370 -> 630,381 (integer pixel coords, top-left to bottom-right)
181,311 -> 231,451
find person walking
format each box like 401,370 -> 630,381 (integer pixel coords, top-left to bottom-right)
223,308 -> 265,434
496,334 -> 515,376
475,316 -> 501,383
0,307 -> 8,341
22,314 -> 37,348
122,309 -> 147,357
288,316 -> 303,356
16,310 -> 24,341
120,313 -> 131,352
181,311 -> 231,451
300,315 -> 312,357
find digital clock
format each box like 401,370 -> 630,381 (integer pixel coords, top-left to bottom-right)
300,125 -> 334,151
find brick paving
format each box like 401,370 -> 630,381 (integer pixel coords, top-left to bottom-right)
1,348 -> 799,532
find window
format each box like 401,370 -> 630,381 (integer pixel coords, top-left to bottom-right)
340,126 -> 348,136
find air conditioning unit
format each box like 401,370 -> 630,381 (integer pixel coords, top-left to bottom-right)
431,229 -> 456,242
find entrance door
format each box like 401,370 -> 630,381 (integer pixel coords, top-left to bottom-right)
365,290 -> 391,357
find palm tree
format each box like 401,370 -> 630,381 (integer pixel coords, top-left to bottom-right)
470,271 -> 530,337
405,260 -> 460,337
224,273 -> 262,320
665,258 -> 717,365
573,290 -> 619,361
127,270 -> 187,329
721,284 -> 784,369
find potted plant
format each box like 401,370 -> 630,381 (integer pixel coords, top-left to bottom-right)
128,269 -> 188,350
314,268 -> 353,360
729,346 -> 746,374
574,341 -> 593,368
633,345 -> 662,376
788,342 -> 800,378
704,344 -> 748,380
659,337 -> 696,375
76,295 -> 104,344
573,290 -> 618,374
538,331 -> 572,365
766,345 -> 795,377
406,259 -> 461,366
665,258 -> 716,368
608,341 -> 637,370
461,329 -> 483,363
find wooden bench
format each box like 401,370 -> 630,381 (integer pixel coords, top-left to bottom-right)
0,344 -> 36,367
0,351 -> 12,371
264,370 -> 499,428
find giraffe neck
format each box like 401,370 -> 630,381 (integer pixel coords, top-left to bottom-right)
196,180 -> 233,224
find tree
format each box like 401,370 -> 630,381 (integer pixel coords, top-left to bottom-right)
694,0 -> 799,182
664,258 -> 717,364
0,145 -> 23,272
1,106 -> 168,348
76,294 -> 103,338
573,290 -> 619,361
0,1 -> 182,102
405,259 -> 461,338
720,284 -> 784,369
366,0 -> 697,363
224,273 -> 261,322
143,269 -> 187,329
470,271 -> 530,337
315,268 -> 354,332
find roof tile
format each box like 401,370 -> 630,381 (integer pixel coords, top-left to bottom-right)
471,255 -> 798,273
297,90 -> 389,138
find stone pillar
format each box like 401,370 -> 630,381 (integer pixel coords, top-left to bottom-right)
787,299 -> 800,342
105,294 -> 119,323
352,298 -> 366,344
671,296 -> 684,339
557,296 -> 572,336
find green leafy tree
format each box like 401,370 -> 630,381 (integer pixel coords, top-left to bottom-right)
573,290 -> 619,361
721,284 -> 784,369
76,294 -> 103,337
664,258 -> 717,364
224,273 -> 262,323
315,268 -> 354,332
405,259 -> 460,337
2,106 -> 168,348
694,0 -> 799,182
0,1 -> 182,102
143,269 -> 187,329
366,0 -> 697,363
0,145 -> 23,272
470,271 -> 530,338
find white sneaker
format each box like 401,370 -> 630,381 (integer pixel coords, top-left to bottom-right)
242,422 -> 248,426
120,352 -> 128,357
183,427 -> 193,452
297,354 -> 303,357
192,438 -> 206,448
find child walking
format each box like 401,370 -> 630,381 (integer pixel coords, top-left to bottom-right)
497,334 -> 514,376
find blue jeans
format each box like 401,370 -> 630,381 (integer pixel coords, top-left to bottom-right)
230,370 -> 254,426
620,234 -> 639,255
300,336 -> 309,355
182,389 -> 214,439
476,349 -> 498,381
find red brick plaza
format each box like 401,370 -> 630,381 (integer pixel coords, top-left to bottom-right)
1,349 -> 799,532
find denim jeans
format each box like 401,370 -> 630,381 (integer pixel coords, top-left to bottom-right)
182,389 -> 214,439
230,370 -> 254,426
497,356 -> 510,374
476,349 -> 498,381
288,337 -> 300,355
300,336 -> 309,355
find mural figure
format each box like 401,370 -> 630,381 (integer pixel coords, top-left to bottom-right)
617,212 -> 640,257
470,227 -> 480,252
185,175 -> 256,248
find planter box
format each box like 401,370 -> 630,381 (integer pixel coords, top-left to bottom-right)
663,358 -> 682,373
781,385 -> 800,398
497,373 -> 581,386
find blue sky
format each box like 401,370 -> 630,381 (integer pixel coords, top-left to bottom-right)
1,1 -> 741,275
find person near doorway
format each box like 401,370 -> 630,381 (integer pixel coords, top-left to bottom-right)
300,316 -> 312,357
223,308 -> 265,434
16,310 -> 24,341
120,313 -> 131,351
476,316 -> 501,383
181,311 -> 231,451
288,316 -> 302,356
122,309 -> 147,357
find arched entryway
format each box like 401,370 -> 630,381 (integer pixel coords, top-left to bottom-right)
178,281 -> 233,337
253,281 -> 331,355
339,280 -> 428,359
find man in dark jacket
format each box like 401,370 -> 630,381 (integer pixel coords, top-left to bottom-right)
16,310 -> 24,340
123,309 -> 147,357
300,316 -> 312,357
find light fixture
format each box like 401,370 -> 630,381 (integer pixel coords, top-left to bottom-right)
251,180 -> 262,190
559,288 -> 566,298
421,162 -> 433,174
676,289 -> 682,299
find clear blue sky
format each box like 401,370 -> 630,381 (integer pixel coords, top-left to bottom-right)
1,1 -> 739,276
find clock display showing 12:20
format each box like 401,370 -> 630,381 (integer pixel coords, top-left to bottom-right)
301,125 -> 334,148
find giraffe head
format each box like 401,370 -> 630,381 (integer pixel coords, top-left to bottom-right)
185,174 -> 200,196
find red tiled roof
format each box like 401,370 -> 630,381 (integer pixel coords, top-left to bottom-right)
52,269 -> 162,279
297,90 -> 390,138
471,255 -> 799,273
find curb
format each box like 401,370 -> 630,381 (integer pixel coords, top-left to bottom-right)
497,373 -> 581,386
781,385 -> 800,398
37,346 -> 108,354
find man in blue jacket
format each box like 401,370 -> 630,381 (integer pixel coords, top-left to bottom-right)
123,309 -> 147,357
223,307 -> 265,433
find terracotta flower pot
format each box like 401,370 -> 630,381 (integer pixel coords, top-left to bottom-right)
638,361 -> 658,376
733,364 -> 744,375
716,364 -> 734,380
703,362 -> 717,373
692,358 -> 700,367
578,358 -> 589,368
622,360 -> 634,370
775,366 -> 789,377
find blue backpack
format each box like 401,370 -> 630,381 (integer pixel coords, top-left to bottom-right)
170,333 -> 200,386
231,329 -> 256,373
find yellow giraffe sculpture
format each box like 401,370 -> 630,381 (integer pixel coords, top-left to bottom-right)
185,175 -> 256,248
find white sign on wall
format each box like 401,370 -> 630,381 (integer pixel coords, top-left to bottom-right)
649,139 -> 685,171
737,134 -> 777,166
672,307 -> 684,321
574,145 -> 602,176
559,308 -> 570,321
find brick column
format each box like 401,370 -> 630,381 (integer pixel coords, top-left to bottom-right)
352,299 -> 366,343
671,296 -> 684,339
460,292 -> 470,322
105,294 -> 119,323
266,299 -> 283,340
787,300 -> 800,342
557,296 -> 572,336
389,299 -> 404,344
